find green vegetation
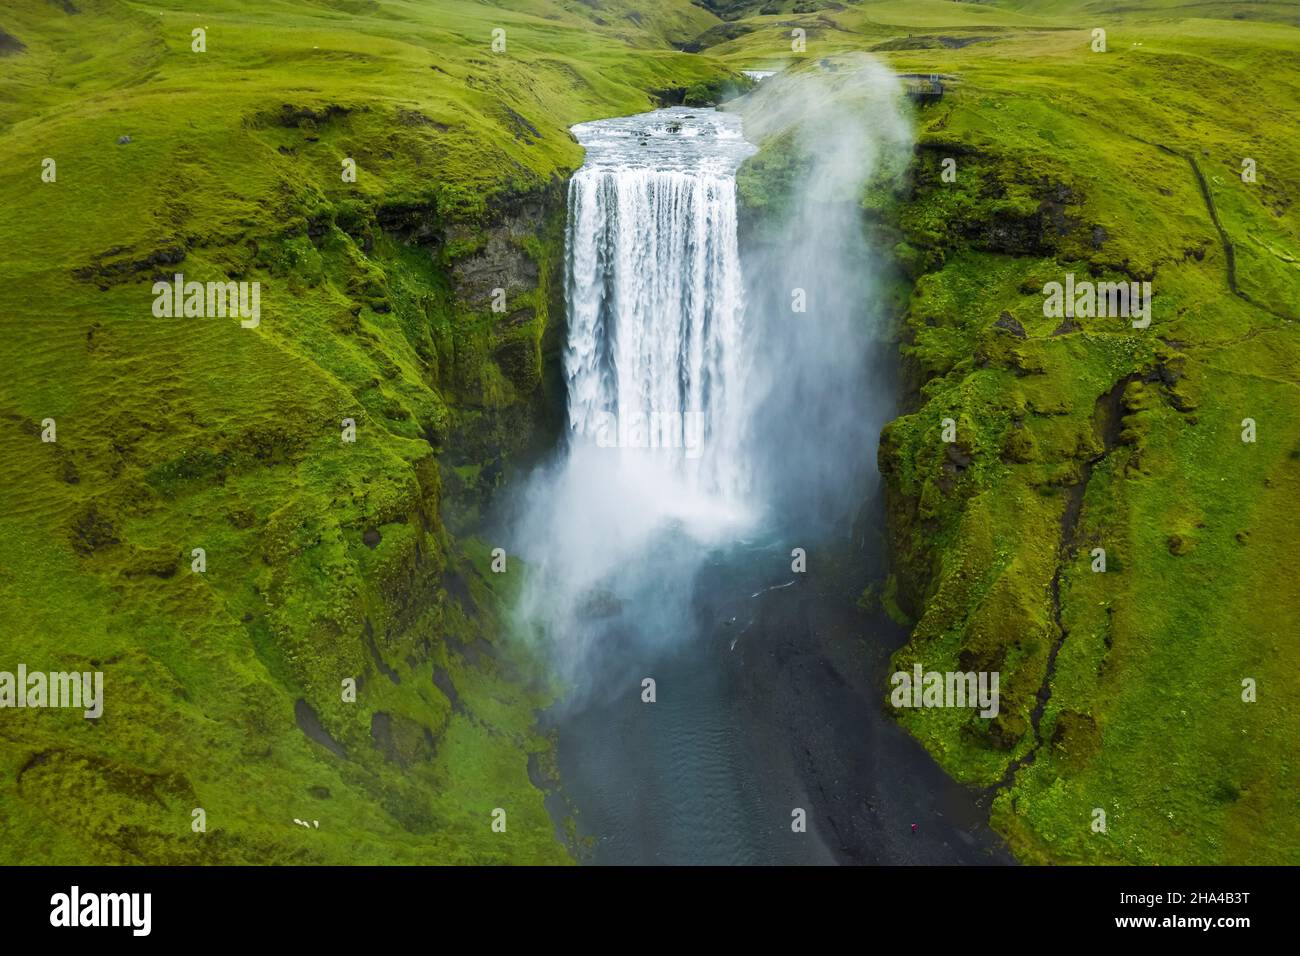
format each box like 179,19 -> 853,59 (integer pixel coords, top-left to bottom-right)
0,0 -> 735,864
2,0 -> 1296,865
722,0 -> 1299,863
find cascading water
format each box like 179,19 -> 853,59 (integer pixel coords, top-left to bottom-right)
508,108 -> 798,863
511,82 -> 1009,864
510,109 -> 760,690
564,109 -> 756,505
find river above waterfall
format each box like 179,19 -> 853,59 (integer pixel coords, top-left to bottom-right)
569,106 -> 755,173
512,107 -> 1011,865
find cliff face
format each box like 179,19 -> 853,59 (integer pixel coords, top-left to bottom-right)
1,142 -> 576,865
373,177 -> 571,532
259,173 -> 576,863
875,72 -> 1299,863
0,0 -> 744,865
878,140 -> 1140,770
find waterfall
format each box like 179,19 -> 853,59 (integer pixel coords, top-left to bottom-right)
512,86 -> 908,676
564,108 -> 756,503
512,68 -> 934,864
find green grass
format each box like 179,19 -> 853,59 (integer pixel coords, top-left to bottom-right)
0,0 -> 741,864
725,0 -> 1300,863
2,0 -> 1297,865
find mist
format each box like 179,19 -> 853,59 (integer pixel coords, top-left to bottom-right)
731,55 -> 913,538
504,56 -> 912,700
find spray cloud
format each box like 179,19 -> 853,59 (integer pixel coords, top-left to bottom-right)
507,56 -> 912,697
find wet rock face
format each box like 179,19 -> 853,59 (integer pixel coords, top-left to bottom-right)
375,200 -> 440,244
451,226 -> 541,312
964,206 -> 1051,256
295,699 -> 347,758
375,186 -> 557,305
379,180 -> 565,400
370,177 -> 569,497
0,28 -> 27,56
993,311 -> 1027,338
449,187 -> 559,311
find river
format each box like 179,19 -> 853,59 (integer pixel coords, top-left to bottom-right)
512,106 -> 1011,865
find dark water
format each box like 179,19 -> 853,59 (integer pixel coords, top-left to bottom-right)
534,104 -> 1010,866
548,536 -> 1013,865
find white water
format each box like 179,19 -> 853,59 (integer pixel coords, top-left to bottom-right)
505,68 -> 1005,865
510,108 -> 758,688
565,108 -> 757,505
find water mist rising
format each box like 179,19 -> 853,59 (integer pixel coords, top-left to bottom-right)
735,56 -> 912,538
510,60 -> 911,696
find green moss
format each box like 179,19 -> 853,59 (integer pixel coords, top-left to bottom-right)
0,0 -> 740,865
683,72 -> 756,106
851,1 -> 1300,863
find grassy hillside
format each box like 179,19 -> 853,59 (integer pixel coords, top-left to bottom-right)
0,0 -> 733,864
720,1 -> 1300,863
2,0 -> 1296,867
